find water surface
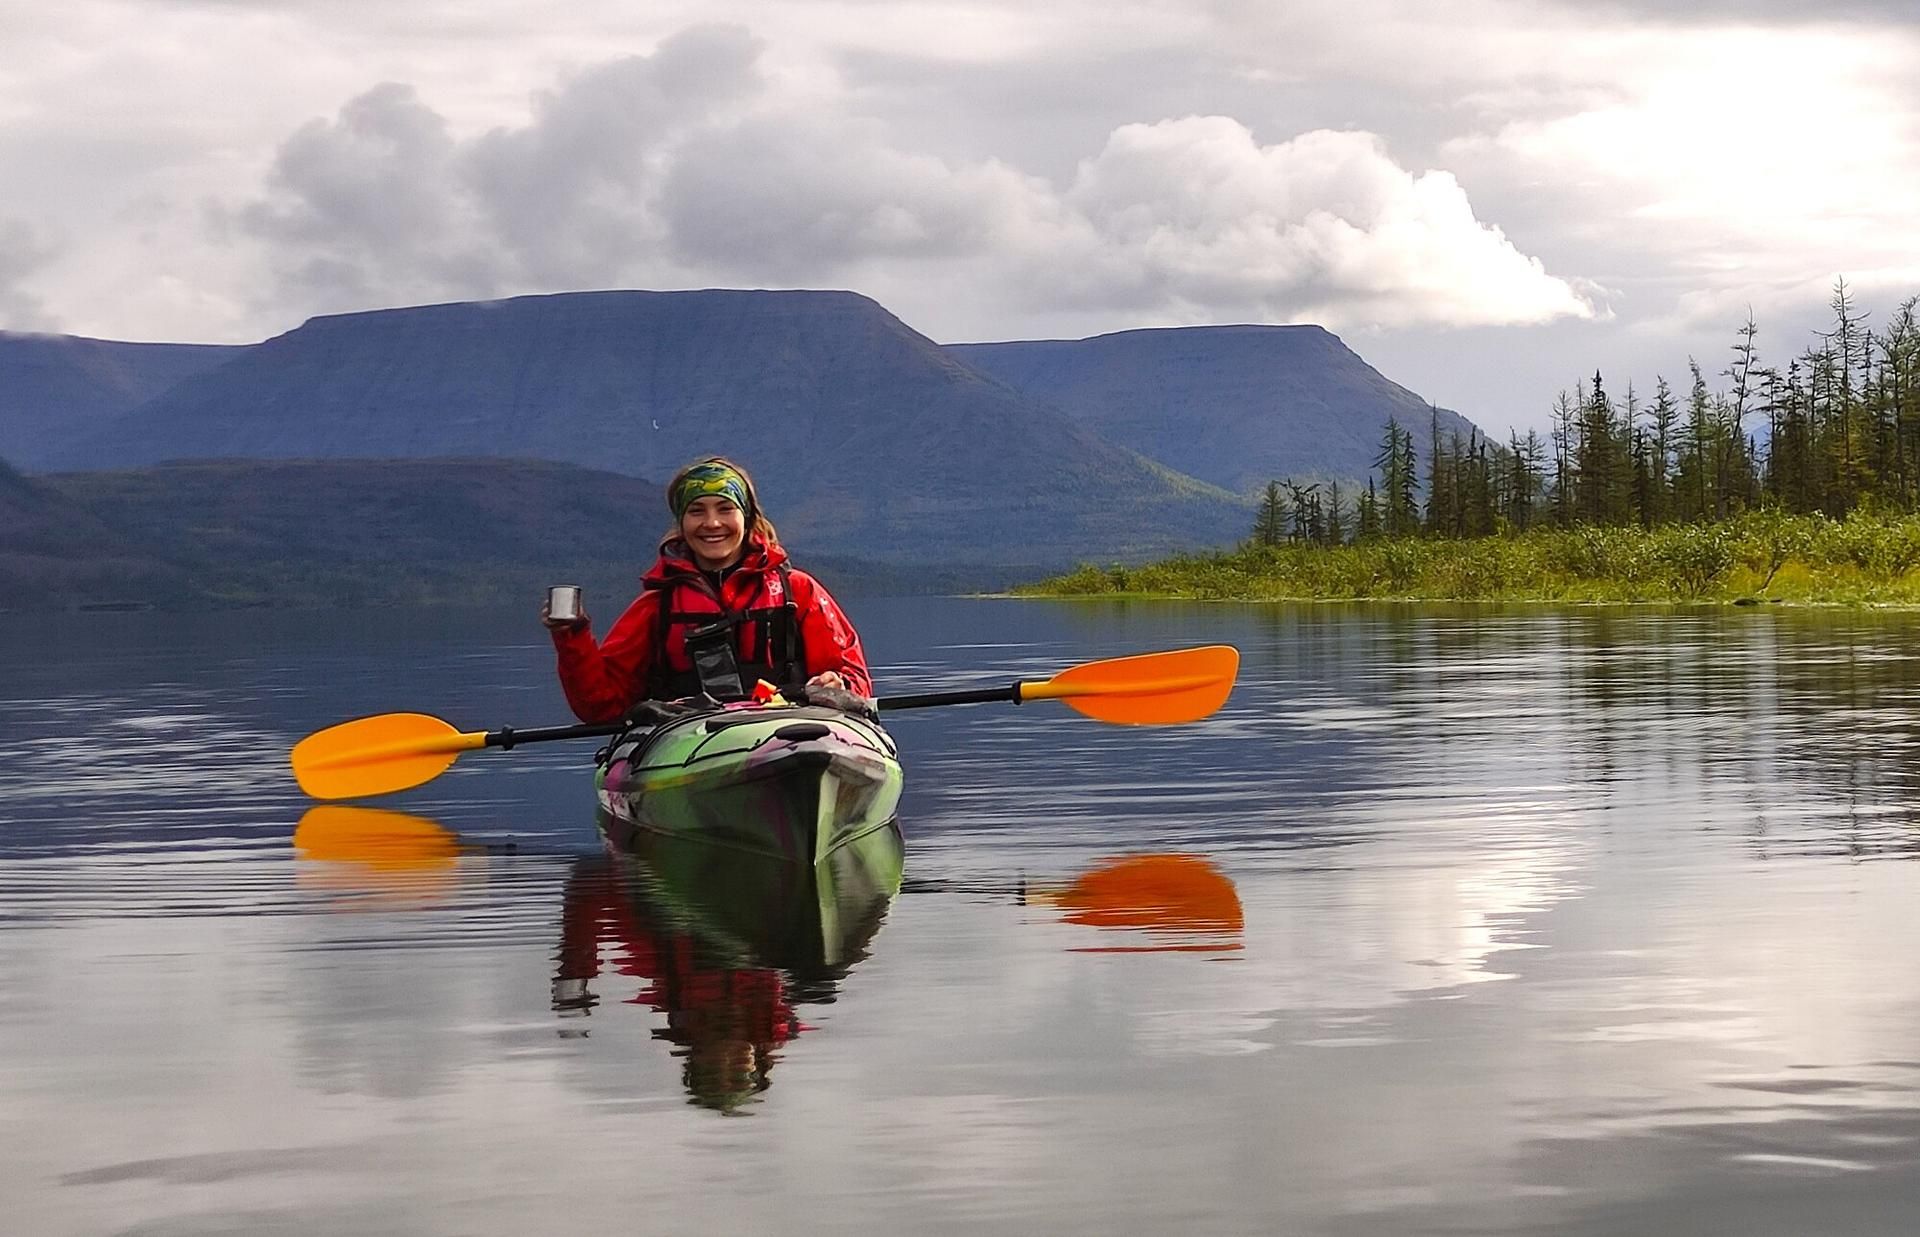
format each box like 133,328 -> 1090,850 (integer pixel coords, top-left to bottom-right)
6,598 -> 1920,1234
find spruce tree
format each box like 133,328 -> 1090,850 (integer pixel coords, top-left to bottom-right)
1253,481 -> 1287,547
1357,478 -> 1382,540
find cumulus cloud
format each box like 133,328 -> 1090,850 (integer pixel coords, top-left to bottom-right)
239,24 -> 767,312
235,30 -> 1591,335
1052,118 -> 1594,328
1442,27 -> 1920,332
661,116 -> 1058,273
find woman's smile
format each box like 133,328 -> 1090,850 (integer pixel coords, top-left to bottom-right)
682,496 -> 747,569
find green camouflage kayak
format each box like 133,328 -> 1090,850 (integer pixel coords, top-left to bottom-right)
593,702 -> 905,968
595,701 -> 903,864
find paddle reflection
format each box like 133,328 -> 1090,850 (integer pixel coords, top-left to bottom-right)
1035,853 -> 1243,955
291,805 -> 468,908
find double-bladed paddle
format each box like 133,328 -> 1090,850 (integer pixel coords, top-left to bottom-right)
290,644 -> 1239,801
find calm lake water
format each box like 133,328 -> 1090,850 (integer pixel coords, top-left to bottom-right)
7,596 -> 1920,1235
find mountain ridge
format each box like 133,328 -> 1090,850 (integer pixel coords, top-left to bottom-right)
0,332 -> 244,468
951,323 -> 1479,494
37,289 -> 1248,566
0,289 -> 1499,600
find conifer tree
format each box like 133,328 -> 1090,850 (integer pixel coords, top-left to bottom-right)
1648,377 -> 1677,523
1676,360 -> 1715,518
1573,371 -> 1626,524
1282,480 -> 1319,542
1506,430 -> 1543,530
1253,480 -> 1287,546
1549,391 -> 1576,527
1425,406 -> 1454,535
1375,419 -> 1419,537
1357,478 -> 1382,540
1326,480 -> 1348,546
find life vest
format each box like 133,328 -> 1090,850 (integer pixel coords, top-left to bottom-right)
644,562 -> 805,701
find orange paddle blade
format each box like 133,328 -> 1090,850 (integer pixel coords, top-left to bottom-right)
290,712 -> 486,800
1019,645 -> 1238,724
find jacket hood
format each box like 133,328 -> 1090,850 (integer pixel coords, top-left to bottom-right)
644,531 -> 788,587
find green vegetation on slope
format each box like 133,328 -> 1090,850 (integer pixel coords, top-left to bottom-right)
1021,510 -> 1920,606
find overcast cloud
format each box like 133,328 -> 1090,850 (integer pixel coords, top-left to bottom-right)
3,0 -> 1917,430
0,220 -> 55,332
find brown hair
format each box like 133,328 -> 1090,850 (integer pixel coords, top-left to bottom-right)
662,455 -> 780,549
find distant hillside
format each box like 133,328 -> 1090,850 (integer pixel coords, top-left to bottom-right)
0,457 -> 188,606
40,290 -> 1246,565
951,325 -> 1480,494
0,333 -> 245,468
20,458 -> 1052,609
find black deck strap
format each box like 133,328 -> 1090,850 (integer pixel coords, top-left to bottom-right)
702,704 -> 858,733
613,696 -> 713,764
779,564 -> 802,677
620,698 -> 698,728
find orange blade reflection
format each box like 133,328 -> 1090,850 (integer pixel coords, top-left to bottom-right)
1039,853 -> 1243,954
292,805 -> 464,908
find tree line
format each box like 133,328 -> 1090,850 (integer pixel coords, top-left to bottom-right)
1252,279 -> 1920,546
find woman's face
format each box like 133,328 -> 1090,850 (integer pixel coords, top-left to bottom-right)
681,495 -> 747,570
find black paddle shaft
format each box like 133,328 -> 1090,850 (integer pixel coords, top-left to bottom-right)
483,721 -> 625,750
478,683 -> 1024,746
878,684 -> 1022,711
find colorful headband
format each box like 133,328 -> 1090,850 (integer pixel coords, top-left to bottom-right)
671,463 -> 751,520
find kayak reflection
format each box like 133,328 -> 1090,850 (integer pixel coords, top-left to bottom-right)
1033,853 -> 1244,955
559,811 -> 905,1112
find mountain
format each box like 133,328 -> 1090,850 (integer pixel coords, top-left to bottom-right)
0,333 -> 246,468
42,290 -> 1245,565
0,456 -> 187,606
37,458 -> 664,609
21,458 -> 1049,609
950,325 -> 1480,495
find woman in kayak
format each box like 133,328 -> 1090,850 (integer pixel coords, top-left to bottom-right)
544,456 -> 871,723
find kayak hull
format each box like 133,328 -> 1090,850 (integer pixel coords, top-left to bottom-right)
594,704 -> 903,863
592,704 -> 906,973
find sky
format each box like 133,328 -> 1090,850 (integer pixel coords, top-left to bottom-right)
2,0 -> 1917,433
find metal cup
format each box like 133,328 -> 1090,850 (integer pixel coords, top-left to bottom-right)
547,585 -> 582,623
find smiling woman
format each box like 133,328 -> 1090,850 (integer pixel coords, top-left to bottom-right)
541,455 -> 872,722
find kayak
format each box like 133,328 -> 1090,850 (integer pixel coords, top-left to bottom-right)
594,701 -> 902,862
593,701 -> 906,970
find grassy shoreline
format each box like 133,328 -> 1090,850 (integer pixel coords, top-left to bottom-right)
1018,511 -> 1920,607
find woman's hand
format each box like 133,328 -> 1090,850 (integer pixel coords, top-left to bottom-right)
805,670 -> 846,691
542,600 -> 590,633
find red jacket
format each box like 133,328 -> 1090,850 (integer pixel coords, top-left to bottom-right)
552,534 -> 871,723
